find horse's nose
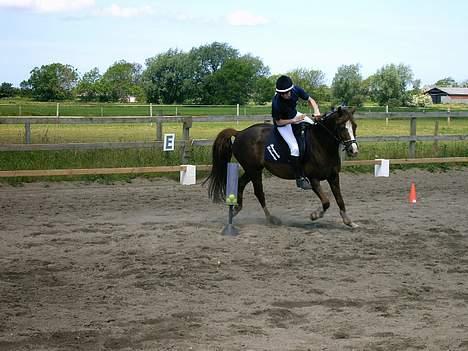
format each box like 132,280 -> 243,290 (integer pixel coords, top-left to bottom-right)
348,144 -> 359,157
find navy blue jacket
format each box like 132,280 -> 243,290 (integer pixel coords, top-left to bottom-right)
272,86 -> 310,126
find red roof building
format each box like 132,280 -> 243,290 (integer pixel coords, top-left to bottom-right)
424,87 -> 468,104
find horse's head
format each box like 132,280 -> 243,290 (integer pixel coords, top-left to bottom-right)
323,106 -> 359,157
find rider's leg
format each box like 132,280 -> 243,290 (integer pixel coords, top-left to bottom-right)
276,124 -> 311,190
290,155 -> 312,190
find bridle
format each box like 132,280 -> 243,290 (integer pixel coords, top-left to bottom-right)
314,109 -> 358,153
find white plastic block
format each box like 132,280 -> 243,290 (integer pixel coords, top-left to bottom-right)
374,159 -> 390,177
180,165 -> 196,185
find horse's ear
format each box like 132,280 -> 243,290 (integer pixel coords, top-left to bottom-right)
337,106 -> 342,113
350,107 -> 356,114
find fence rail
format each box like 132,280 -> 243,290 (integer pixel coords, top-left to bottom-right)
1,113 -> 468,161
2,111 -> 468,124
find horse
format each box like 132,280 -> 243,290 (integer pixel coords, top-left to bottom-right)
204,106 -> 359,228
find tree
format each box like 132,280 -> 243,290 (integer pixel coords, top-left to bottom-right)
19,80 -> 32,97
27,63 -> 79,101
287,68 -> 329,105
0,82 -> 17,98
204,55 -> 269,105
368,64 -> 413,106
252,76 -> 275,105
288,68 -> 326,93
331,64 -> 365,107
189,42 -> 240,103
75,68 -> 102,101
100,60 -> 143,102
434,77 -> 458,87
190,42 -> 239,75
142,43 -> 270,105
142,49 -> 194,104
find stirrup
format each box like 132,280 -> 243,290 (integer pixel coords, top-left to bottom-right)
296,177 -> 312,190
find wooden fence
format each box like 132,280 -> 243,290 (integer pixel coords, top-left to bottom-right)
1,112 -> 468,163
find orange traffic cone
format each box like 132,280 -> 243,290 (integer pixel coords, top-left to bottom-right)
409,181 -> 417,207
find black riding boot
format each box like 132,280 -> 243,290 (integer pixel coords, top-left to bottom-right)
290,156 -> 311,190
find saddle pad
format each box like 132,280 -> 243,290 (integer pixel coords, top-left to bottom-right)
264,127 -> 291,164
264,124 -> 309,164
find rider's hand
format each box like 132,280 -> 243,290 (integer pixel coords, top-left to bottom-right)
313,112 -> 321,121
293,114 -> 305,124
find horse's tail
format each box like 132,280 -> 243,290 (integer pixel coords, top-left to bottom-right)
204,128 -> 238,203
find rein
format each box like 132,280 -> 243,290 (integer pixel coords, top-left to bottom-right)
314,111 -> 342,144
313,110 -> 357,151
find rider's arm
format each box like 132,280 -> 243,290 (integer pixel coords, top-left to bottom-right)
275,115 -> 304,126
308,97 -> 321,118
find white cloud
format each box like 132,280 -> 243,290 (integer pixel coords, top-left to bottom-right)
95,4 -> 154,18
226,10 -> 268,26
0,0 -> 95,12
0,1 -> 153,18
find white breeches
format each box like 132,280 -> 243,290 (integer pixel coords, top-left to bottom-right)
277,124 -> 299,156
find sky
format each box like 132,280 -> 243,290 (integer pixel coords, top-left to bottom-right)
1,0 -> 467,87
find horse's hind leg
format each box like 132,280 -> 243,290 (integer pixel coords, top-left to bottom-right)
309,178 -> 330,221
251,171 -> 281,225
327,174 -> 358,228
233,172 -> 250,217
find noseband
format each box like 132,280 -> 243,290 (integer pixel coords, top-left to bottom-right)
342,137 -> 358,153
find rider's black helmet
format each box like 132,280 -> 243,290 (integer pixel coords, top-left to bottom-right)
275,75 -> 294,93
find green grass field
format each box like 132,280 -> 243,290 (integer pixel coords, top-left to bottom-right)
1,103 -> 467,183
0,102 -> 271,117
1,99 -> 468,117
1,118 -> 467,144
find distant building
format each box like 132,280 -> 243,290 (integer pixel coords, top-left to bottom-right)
424,86 -> 468,104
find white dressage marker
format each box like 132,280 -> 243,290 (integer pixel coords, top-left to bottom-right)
180,165 -> 196,185
163,133 -> 175,151
374,159 -> 390,177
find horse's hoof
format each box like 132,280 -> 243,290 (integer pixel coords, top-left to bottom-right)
310,211 -> 324,221
268,216 -> 282,225
346,222 -> 359,228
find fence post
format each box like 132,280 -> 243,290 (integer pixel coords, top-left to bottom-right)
56,103 -> 60,117
156,120 -> 162,141
181,117 -> 192,164
150,103 -> 153,117
409,114 -> 417,158
447,108 -> 451,127
385,105 -> 389,127
25,121 -> 31,144
433,120 -> 439,154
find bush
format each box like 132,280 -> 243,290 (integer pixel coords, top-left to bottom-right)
408,94 -> 433,107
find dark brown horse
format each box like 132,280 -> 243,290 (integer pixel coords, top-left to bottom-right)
205,106 -> 359,227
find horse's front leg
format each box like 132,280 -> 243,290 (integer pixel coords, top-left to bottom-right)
309,178 -> 330,221
327,174 -> 358,228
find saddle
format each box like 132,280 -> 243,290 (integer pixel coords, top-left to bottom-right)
264,121 -> 311,164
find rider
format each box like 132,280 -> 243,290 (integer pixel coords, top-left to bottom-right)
272,75 -> 321,190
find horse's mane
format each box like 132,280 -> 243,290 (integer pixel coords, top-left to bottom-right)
322,106 -> 353,120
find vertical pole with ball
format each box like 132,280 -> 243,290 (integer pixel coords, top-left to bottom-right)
222,163 -> 239,236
